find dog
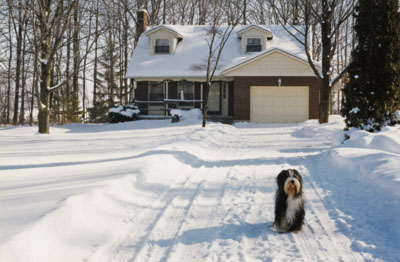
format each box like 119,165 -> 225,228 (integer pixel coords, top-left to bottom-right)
274,169 -> 305,233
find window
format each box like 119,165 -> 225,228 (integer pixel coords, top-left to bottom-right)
149,82 -> 164,101
178,81 -> 194,100
155,39 -> 169,54
246,38 -> 262,52
223,84 -> 227,99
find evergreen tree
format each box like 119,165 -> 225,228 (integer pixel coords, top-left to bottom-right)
88,38 -> 120,123
87,75 -> 108,123
342,0 -> 400,131
98,35 -> 120,109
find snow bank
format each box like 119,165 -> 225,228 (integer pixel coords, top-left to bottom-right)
345,126 -> 400,155
1,153 -> 190,262
395,110 -> 400,121
292,115 -> 346,146
170,108 -> 202,121
1,176 -> 133,262
311,123 -> 400,261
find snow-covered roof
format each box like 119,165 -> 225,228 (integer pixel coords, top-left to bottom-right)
144,25 -> 183,39
236,25 -> 273,38
126,24 -> 307,80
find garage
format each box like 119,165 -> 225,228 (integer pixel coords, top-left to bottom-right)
250,86 -> 309,123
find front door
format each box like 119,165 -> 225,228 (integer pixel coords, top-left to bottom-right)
208,82 -> 221,114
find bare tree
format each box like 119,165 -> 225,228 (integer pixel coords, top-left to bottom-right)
36,0 -> 77,134
194,0 -> 241,127
0,0 -> 358,128
270,0 -> 355,123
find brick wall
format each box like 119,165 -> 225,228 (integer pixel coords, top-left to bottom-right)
233,76 -> 320,121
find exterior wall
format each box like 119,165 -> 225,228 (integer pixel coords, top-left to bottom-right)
224,51 -> 315,77
148,29 -> 177,55
233,77 -> 319,121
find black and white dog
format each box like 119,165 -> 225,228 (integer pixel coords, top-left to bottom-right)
274,169 -> 305,233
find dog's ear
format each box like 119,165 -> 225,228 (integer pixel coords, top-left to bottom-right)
276,170 -> 288,187
292,169 -> 302,183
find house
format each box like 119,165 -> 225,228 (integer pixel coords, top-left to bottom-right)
126,9 -> 320,123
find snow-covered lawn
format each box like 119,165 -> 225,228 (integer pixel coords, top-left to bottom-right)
1,116 -> 399,262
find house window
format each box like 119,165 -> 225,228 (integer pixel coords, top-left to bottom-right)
246,38 -> 262,52
155,39 -> 169,54
149,82 -> 164,101
178,81 -> 194,100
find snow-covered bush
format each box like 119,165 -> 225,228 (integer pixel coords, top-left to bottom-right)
108,105 -> 140,123
395,110 -> 400,122
170,109 -> 202,122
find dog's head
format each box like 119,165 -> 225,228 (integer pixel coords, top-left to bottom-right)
276,169 -> 303,197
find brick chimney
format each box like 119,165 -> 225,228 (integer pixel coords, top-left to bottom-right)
136,8 -> 148,41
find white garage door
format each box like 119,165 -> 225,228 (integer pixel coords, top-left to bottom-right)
250,86 -> 309,123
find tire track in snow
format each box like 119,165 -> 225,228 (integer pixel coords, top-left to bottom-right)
136,178 -> 206,262
149,129 -> 249,262
280,166 -> 365,262
101,144 -> 225,262
160,167 -> 232,262
107,169 -> 203,262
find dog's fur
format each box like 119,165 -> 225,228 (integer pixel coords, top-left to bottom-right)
274,169 -> 305,233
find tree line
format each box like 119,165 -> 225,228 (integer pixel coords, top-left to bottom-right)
0,0 -> 358,131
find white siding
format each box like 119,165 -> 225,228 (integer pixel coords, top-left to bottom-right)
239,28 -> 268,53
224,50 -> 315,77
148,29 -> 178,55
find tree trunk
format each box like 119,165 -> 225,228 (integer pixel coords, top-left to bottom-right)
19,28 -> 27,125
243,0 -> 247,25
38,108 -> 50,134
66,27 -> 71,122
163,0 -> 166,24
37,1 -> 52,134
202,82 -> 210,127
93,0 -> 99,105
319,80 -> 330,124
38,65 -> 51,134
319,0 -> 332,124
6,8 -> 12,124
72,0 -> 80,122
13,11 -> 23,125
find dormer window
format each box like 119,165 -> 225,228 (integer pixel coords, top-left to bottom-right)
246,38 -> 262,52
155,39 -> 169,54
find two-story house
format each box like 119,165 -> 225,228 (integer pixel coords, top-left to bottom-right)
126,9 -> 320,123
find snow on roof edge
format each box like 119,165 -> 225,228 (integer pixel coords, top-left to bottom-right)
237,25 -> 272,35
144,25 -> 183,38
222,47 -> 320,73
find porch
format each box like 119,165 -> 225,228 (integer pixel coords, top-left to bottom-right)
131,80 -> 234,118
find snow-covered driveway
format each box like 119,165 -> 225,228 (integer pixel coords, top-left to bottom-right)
1,117 -> 398,261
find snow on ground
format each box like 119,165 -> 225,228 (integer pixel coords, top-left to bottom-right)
1,116 -> 399,262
